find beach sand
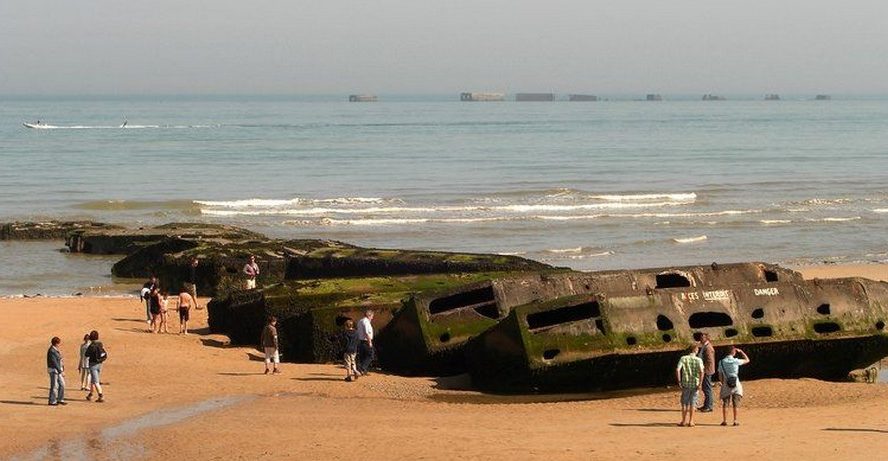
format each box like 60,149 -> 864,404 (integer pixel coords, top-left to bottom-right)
2,264 -> 888,460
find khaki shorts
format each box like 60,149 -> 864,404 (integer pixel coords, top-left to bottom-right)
722,393 -> 742,407
264,347 -> 279,364
246,279 -> 257,290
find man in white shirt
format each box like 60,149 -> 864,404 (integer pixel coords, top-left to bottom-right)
243,256 -> 260,290
356,310 -> 375,375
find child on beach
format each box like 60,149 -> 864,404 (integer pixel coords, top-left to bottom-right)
341,319 -> 359,382
78,334 -> 91,390
159,291 -> 170,334
177,287 -> 196,335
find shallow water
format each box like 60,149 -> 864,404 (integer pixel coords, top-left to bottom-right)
10,395 -> 252,461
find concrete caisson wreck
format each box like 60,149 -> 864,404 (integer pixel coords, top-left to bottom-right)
465,263 -> 888,392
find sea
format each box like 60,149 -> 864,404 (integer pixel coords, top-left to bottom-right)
1,94 -> 887,295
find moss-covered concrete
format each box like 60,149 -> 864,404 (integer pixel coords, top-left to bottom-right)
208,272 -> 514,363
1,220 -> 122,241
66,222 -> 263,255
467,265 -> 888,393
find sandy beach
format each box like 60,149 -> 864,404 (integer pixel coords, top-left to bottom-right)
2,264 -> 887,460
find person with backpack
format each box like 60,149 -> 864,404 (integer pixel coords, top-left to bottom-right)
85,330 -> 107,402
718,346 -> 751,426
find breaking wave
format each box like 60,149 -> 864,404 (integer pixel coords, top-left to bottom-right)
672,235 -> 708,244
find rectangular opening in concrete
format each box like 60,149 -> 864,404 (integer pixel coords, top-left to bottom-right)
527,301 -> 600,331
428,285 -> 497,318
751,326 -> 773,337
688,311 -> 733,328
656,273 -> 691,289
813,322 -> 841,334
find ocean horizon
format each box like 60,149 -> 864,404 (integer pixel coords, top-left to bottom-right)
2,95 -> 886,295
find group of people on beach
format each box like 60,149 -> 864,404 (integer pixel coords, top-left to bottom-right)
676,332 -> 751,427
46,330 -> 108,406
140,274 -> 198,335
257,308 -> 376,382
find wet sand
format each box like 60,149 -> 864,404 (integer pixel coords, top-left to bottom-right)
2,264 -> 888,460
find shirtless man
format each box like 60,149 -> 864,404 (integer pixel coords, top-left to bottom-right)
177,288 -> 197,335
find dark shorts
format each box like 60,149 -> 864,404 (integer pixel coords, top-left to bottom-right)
150,305 -> 161,315
179,308 -> 190,321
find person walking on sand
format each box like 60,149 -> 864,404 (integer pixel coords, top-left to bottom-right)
85,330 -> 107,402
148,286 -> 162,333
177,287 -> 196,335
356,309 -> 375,376
78,333 -> 91,390
141,276 -> 158,326
261,316 -> 281,375
341,319 -> 359,381
243,255 -> 260,290
718,346 -> 751,426
697,333 -> 716,412
47,337 -> 67,406
159,291 -> 170,334
676,344 -> 704,427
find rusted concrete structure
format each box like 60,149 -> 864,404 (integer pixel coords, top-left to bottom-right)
765,94 -> 781,100
568,94 -> 599,101
466,263 -> 888,392
348,94 -> 378,102
515,93 -> 555,102
380,263 -> 803,376
460,92 -> 505,102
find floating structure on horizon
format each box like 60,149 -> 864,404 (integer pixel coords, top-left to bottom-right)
646,94 -> 663,101
765,94 -> 781,101
348,94 -> 378,102
568,94 -> 599,101
815,94 -> 832,100
702,94 -> 727,101
515,93 -> 555,102
460,92 -> 505,102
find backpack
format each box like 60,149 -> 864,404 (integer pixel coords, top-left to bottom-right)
90,342 -> 108,364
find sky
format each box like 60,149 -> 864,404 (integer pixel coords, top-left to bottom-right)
2,0 -> 888,95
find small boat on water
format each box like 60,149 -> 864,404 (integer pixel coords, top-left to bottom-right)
23,122 -> 49,129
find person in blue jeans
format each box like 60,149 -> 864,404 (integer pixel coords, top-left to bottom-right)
47,336 -> 66,406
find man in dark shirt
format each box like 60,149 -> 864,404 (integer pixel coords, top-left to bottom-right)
260,316 -> 280,375
46,337 -> 66,406
697,332 -> 716,412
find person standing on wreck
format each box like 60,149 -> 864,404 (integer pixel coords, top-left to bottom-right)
243,255 -> 260,290
697,333 -> 716,413
676,343 -> 704,427
356,309 -> 375,376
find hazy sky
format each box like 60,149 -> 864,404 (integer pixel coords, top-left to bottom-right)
2,0 -> 887,94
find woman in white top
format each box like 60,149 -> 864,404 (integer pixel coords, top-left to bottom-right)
78,334 -> 91,390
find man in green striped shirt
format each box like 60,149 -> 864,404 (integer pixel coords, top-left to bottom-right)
676,344 -> 704,427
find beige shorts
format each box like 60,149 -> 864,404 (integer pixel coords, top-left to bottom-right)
264,347 -> 279,364
722,393 -> 742,407
246,279 -> 257,290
